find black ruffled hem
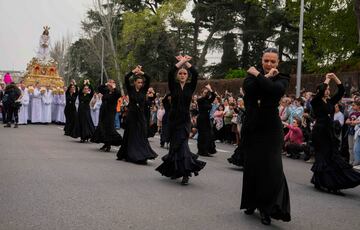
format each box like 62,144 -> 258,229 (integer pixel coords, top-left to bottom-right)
227,146 -> 244,167
311,168 -> 360,190
156,153 -> 206,179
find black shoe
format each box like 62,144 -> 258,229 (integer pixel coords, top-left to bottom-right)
14,124 -> 18,128
4,123 -> 11,128
244,208 -> 255,215
198,152 -> 212,157
80,139 -> 85,143
181,176 -> 189,185
304,155 -> 311,161
330,189 -> 345,196
104,146 -> 111,152
315,184 -> 326,192
260,211 -> 271,225
99,145 -> 107,151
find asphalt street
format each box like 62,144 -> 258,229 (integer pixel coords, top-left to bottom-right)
0,124 -> 359,230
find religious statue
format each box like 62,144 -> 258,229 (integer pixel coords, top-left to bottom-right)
37,26 -> 51,62
22,26 -> 64,89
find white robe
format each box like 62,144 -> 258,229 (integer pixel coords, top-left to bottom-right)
41,90 -> 52,123
91,99 -> 102,127
31,88 -> 43,123
56,93 -> 66,123
52,94 -> 59,122
18,88 -> 30,124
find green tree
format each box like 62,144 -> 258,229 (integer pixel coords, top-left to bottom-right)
213,33 -> 239,78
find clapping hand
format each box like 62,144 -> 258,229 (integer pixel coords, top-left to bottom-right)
176,55 -> 183,61
247,66 -> 260,77
265,68 -> 279,78
175,55 -> 193,68
326,73 -> 337,80
132,65 -> 144,76
184,55 -> 192,62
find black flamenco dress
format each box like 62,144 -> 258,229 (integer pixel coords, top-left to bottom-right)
196,91 -> 217,156
160,94 -> 171,147
116,72 -> 157,163
71,85 -> 95,141
156,66 -> 206,179
227,109 -> 246,167
310,83 -> 360,190
64,85 -> 78,136
91,85 -> 122,147
240,70 -> 291,222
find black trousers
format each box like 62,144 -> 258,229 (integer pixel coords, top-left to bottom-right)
1,106 -> 6,123
5,105 -> 19,124
285,143 -> 306,158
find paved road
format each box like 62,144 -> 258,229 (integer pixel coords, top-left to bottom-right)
0,124 -> 359,230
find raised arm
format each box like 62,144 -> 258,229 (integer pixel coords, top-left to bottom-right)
88,84 -> 94,98
125,72 -> 133,93
208,91 -> 216,103
168,66 -> 177,93
143,73 -> 150,92
328,74 -> 344,105
188,66 -> 198,93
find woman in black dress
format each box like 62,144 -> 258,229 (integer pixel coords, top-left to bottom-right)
91,79 -> 122,152
310,73 -> 360,195
240,48 -> 291,225
197,84 -> 217,157
156,55 -> 206,185
117,66 -> 157,164
160,94 -> 171,148
71,80 -> 95,142
64,82 -> 78,136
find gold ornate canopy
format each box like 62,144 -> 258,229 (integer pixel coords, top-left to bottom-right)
22,58 -> 64,88
22,26 -> 64,88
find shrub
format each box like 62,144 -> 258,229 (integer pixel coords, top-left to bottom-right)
225,68 -> 247,79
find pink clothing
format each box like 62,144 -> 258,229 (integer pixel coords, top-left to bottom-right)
3,73 -> 13,84
213,110 -> 224,120
157,108 -> 165,122
284,125 -> 303,145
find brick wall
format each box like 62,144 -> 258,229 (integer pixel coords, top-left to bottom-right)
150,72 -> 360,97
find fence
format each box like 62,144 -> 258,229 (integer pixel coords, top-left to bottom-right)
150,72 -> 360,97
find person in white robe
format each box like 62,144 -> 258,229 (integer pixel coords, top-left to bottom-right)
52,90 -> 59,123
90,93 -> 102,127
56,88 -> 66,124
18,81 -> 30,125
31,83 -> 43,123
41,85 -> 52,123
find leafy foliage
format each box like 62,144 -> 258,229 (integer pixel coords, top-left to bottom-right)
225,68 -> 247,79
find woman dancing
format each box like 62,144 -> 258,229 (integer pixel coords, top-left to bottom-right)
91,79 -> 122,152
310,73 -> 360,195
71,80 -> 95,142
240,48 -> 291,225
160,94 -> 171,148
156,55 -> 206,185
64,81 -> 78,136
197,84 -> 217,157
117,66 -> 157,164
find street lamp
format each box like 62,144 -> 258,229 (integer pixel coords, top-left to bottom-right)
100,32 -> 105,85
296,0 -> 305,97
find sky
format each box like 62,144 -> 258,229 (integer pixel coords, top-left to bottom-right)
0,0 -> 220,71
0,0 -> 92,71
